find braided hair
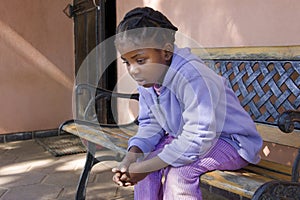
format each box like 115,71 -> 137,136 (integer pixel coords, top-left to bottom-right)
115,7 -> 178,50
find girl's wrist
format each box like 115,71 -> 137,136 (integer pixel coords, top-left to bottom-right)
127,146 -> 144,162
128,146 -> 143,153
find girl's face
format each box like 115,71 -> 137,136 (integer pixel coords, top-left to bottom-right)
121,48 -> 170,88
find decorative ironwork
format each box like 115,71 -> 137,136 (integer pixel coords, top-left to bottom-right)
252,180 -> 300,200
207,60 -> 300,127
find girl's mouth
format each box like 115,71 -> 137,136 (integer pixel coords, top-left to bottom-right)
136,80 -> 145,85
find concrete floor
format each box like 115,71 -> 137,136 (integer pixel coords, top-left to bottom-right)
0,139 -> 133,200
0,138 -> 228,200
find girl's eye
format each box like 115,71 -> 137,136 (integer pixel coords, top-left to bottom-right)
122,61 -> 129,66
136,58 -> 145,65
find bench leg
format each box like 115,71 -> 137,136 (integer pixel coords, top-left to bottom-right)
75,141 -> 123,200
76,141 -> 96,200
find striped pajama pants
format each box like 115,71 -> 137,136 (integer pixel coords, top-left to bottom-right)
134,136 -> 248,200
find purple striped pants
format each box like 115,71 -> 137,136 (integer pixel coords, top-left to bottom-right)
134,136 -> 248,200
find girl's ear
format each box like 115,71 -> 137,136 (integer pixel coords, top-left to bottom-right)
163,43 -> 174,61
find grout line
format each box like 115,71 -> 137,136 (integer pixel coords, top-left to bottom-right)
0,188 -> 9,199
39,174 -> 49,184
56,187 -> 65,199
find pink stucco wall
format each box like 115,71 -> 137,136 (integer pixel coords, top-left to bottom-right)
0,0 -> 299,135
117,0 -> 300,47
0,0 -> 74,134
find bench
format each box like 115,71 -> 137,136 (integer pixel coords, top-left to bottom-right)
59,46 -> 300,200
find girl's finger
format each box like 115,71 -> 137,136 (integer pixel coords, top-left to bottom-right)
113,172 -> 122,181
120,173 -> 129,182
112,167 -> 120,173
120,166 -> 127,173
112,174 -> 124,186
124,182 -> 135,186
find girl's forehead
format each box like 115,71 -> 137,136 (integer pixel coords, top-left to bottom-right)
121,48 -> 159,59
118,43 -> 163,57
115,36 -> 164,55
121,49 -> 144,59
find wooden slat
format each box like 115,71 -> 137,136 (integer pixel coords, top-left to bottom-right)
192,46 -> 300,60
61,122 -> 138,155
256,123 -> 300,148
101,125 -> 137,137
244,165 -> 291,181
254,160 -> 292,176
200,159 -> 294,198
63,122 -> 300,148
201,170 -> 272,198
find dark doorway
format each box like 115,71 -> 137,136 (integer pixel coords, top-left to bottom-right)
64,0 -> 117,123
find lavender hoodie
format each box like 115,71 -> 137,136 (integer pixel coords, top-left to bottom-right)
128,46 -> 263,167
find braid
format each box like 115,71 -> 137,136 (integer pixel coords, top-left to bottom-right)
120,7 -> 178,31
115,7 -> 178,49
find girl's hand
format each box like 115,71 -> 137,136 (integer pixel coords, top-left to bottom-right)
112,169 -> 134,186
112,157 -> 134,186
112,162 -> 148,186
112,146 -> 143,186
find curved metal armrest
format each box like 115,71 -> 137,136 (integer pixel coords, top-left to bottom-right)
94,88 -> 139,102
76,83 -> 139,101
278,110 -> 300,133
76,83 -> 139,125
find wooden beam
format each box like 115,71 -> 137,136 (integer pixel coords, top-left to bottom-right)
192,46 -> 300,60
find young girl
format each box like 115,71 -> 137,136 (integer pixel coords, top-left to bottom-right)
112,7 -> 262,200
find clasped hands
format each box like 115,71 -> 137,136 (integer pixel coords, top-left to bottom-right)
112,147 -> 148,187
112,146 -> 168,187
112,160 -> 148,187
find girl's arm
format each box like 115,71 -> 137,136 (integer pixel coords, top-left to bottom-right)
127,156 -> 169,184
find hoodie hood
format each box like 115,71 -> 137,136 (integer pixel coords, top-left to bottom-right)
162,45 -> 201,86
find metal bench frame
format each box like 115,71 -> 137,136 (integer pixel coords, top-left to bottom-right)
60,48 -> 300,200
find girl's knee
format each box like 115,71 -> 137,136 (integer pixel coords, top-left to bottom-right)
166,165 -> 202,182
163,167 -> 202,199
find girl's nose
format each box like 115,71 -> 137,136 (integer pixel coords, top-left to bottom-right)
129,65 -> 140,75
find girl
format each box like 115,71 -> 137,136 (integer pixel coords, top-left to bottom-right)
112,7 -> 262,200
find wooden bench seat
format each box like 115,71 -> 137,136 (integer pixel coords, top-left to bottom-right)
202,161 -> 291,197
61,119 -> 300,199
201,160 -> 296,199
60,46 -> 300,200
61,121 -> 138,155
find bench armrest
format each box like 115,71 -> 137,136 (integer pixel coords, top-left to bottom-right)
75,83 -> 139,125
278,110 -> 300,182
278,110 -> 300,133
76,83 -> 139,100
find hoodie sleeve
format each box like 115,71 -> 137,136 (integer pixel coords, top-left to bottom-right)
128,92 -> 165,154
158,62 -> 226,167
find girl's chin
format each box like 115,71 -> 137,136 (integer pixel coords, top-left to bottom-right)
140,82 -> 155,88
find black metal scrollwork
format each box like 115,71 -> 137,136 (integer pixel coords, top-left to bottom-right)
252,181 -> 300,200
